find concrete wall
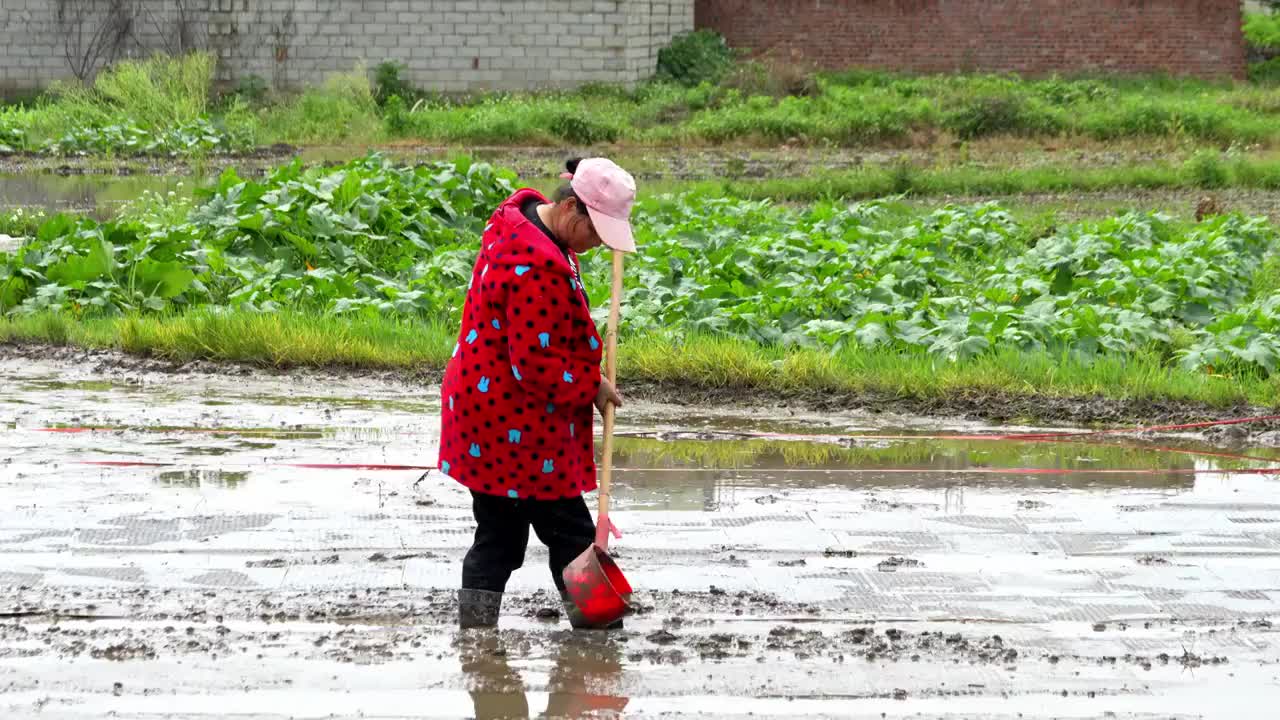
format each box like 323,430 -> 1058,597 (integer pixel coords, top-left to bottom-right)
695,0 -> 1247,80
0,0 -> 694,95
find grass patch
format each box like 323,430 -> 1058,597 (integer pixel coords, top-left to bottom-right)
257,68 -> 384,145
657,153 -> 1280,203
0,310 -> 452,368
27,52 -> 216,137
2,311 -> 1271,410
4,52 -> 253,155
622,334 -> 1261,407
6,57 -> 1280,153
379,70 -> 1280,148
113,310 -> 453,367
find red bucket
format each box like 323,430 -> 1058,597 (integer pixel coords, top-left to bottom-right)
562,544 -> 633,627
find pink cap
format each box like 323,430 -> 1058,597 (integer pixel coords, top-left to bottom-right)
566,158 -> 637,253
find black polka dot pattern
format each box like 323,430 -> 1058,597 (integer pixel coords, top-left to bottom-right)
435,189 -> 606,502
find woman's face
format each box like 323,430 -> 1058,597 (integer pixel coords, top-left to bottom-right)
554,198 -> 603,254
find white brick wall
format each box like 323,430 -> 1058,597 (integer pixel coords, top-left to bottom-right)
0,0 -> 694,96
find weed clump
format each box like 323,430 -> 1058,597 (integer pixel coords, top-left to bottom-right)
656,30 -> 734,86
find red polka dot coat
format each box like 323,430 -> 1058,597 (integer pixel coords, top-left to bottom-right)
437,189 -> 604,500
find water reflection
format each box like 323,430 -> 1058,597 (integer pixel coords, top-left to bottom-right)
457,632 -> 628,720
608,436 -> 1210,511
153,469 -> 249,489
0,173 -> 191,215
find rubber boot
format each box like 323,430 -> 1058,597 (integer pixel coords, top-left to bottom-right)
560,591 -> 623,631
458,588 -> 503,629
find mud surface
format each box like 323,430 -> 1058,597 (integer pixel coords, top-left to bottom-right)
0,144 -> 295,177
623,377 -> 1280,436
0,145 -> 903,186
4,355 -> 1280,718
0,142 -> 1200,184
5,342 -> 1279,436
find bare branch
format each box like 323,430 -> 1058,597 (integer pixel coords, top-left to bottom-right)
55,0 -> 139,83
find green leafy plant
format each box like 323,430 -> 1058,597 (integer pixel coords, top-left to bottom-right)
232,74 -> 270,104
656,30 -> 734,86
374,60 -> 416,106
0,154 -> 515,317
0,125 -> 24,153
548,109 -> 620,145
0,207 -> 46,238
1249,57 -> 1280,84
7,156 -> 1280,379
1184,150 -> 1229,189
39,117 -> 248,156
1245,11 -> 1280,50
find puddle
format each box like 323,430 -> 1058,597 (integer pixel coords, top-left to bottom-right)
3,355 -> 1280,717
153,469 -> 249,489
0,173 -> 192,216
19,378 -> 129,393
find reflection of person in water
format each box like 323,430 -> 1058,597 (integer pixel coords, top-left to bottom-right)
458,632 -> 629,719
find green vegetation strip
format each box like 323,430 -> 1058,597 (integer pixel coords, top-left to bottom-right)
5,152 -> 1280,411
6,51 -> 1280,157
666,152 -> 1280,202
5,154 -> 1280,370
1,311 -> 1270,409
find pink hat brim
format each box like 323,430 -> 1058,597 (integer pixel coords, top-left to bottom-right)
586,205 -> 636,253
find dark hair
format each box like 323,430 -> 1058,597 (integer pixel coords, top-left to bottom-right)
553,157 -> 590,216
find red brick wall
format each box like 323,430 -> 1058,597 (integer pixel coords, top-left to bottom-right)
695,0 -> 1245,80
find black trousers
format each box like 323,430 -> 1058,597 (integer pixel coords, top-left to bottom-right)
461,490 -> 596,596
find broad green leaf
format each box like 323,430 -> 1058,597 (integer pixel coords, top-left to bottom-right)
134,259 -> 195,298
855,322 -> 890,348
46,237 -> 114,285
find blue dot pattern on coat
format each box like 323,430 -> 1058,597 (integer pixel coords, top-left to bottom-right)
546,403 -> 555,414
508,489 -> 519,499
477,377 -> 490,393
514,265 -> 531,277
508,429 -> 521,443
491,318 -> 501,330
589,336 -> 599,350
569,423 -> 575,437
448,396 -> 454,411
542,459 -> 554,474
469,443 -> 481,458
538,333 -> 550,348
466,329 -> 478,344
511,365 -> 522,381
442,460 -> 451,474
562,370 -> 573,383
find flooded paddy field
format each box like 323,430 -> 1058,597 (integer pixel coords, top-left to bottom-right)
2,355 -> 1280,719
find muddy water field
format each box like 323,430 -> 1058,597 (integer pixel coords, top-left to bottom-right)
2,353 -> 1280,719
6,150 -> 1280,719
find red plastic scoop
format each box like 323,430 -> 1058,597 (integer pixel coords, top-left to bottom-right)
562,250 -> 634,627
